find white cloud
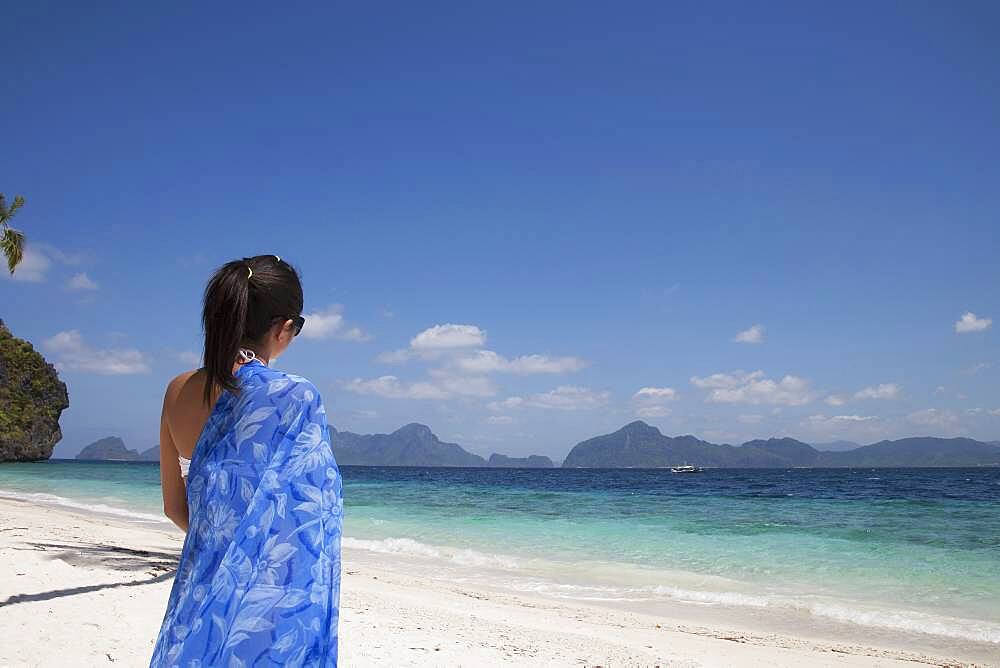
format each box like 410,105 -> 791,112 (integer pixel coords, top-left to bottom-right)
989,408 -> 1000,417
342,375 -> 449,400
632,387 -> 677,418
427,368 -> 498,397
301,306 -> 345,339
733,324 -> 765,344
338,326 -> 369,342
907,408 -> 960,428
690,371 -> 761,389
805,414 -> 879,427
66,272 -> 98,291
38,244 -> 86,266
691,370 -> 813,406
176,350 -> 201,366
342,369 -> 496,400
633,387 -> 678,401
635,405 -> 671,418
300,305 -> 370,341
854,383 -> 900,400
508,354 -> 586,374
453,350 -> 586,375
1,245 -> 51,282
1,242 -> 88,283
489,386 -> 609,412
964,362 -> 992,375
410,324 -> 486,350
825,395 -> 847,406
487,397 -> 526,412
373,324 -> 585,405
486,415 -> 514,425
377,324 -> 487,362
383,322 -> 585,376
43,330 -> 150,375
955,312 -> 992,334
526,386 -> 610,411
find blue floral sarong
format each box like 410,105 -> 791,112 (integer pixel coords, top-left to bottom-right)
151,360 -> 342,667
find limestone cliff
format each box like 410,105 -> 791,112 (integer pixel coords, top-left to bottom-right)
0,319 -> 69,461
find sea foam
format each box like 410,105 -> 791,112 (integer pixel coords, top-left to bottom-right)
0,488 -> 168,525
342,536 -> 520,570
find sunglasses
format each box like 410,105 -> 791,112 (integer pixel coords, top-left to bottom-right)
273,315 -> 306,336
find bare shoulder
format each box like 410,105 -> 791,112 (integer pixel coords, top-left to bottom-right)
163,369 -> 210,410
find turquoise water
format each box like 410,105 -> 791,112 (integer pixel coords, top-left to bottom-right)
2,461 -> 999,647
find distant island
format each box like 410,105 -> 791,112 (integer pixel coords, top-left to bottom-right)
331,423 -> 486,466
74,425 -> 555,468
77,437 -> 159,462
331,423 -> 554,467
71,420 -> 1000,469
488,453 -> 554,468
561,421 -> 1000,468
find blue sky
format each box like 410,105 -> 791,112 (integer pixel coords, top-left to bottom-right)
2,2 -> 997,458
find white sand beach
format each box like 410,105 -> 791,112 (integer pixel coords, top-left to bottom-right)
0,497 -> 991,667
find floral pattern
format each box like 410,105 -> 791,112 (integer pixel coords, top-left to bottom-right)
151,361 -> 342,667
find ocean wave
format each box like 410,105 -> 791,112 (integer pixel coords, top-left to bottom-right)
806,602 -> 1000,644
0,488 -> 168,524
656,587 -> 1000,643
651,585 -> 773,608
512,580 -> 771,608
511,579 -> 1000,644
342,536 -> 520,570
651,586 -> 1000,643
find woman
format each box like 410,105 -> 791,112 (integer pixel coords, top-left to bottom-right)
151,255 -> 342,667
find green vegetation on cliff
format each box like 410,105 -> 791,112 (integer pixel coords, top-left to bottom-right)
0,319 -> 69,461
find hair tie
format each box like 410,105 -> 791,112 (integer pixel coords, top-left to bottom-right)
247,265 -> 253,279
273,255 -> 281,263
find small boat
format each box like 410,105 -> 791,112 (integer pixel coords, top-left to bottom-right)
670,464 -> 703,473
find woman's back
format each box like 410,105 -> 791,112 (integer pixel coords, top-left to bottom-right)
162,369 -> 217,461
152,360 -> 342,666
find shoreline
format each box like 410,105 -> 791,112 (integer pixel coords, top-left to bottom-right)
1,497 -> 993,666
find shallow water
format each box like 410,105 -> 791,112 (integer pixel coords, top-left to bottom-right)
2,461 -> 998,648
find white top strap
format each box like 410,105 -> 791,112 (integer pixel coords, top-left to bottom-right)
178,455 -> 191,479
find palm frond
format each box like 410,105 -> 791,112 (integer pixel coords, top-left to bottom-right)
8,195 -> 25,219
1,227 -> 25,274
0,194 -> 24,227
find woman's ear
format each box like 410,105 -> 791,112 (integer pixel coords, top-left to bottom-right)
279,318 -> 295,344
270,319 -> 289,345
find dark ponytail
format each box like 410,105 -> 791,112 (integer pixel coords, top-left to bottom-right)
201,255 -> 303,404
